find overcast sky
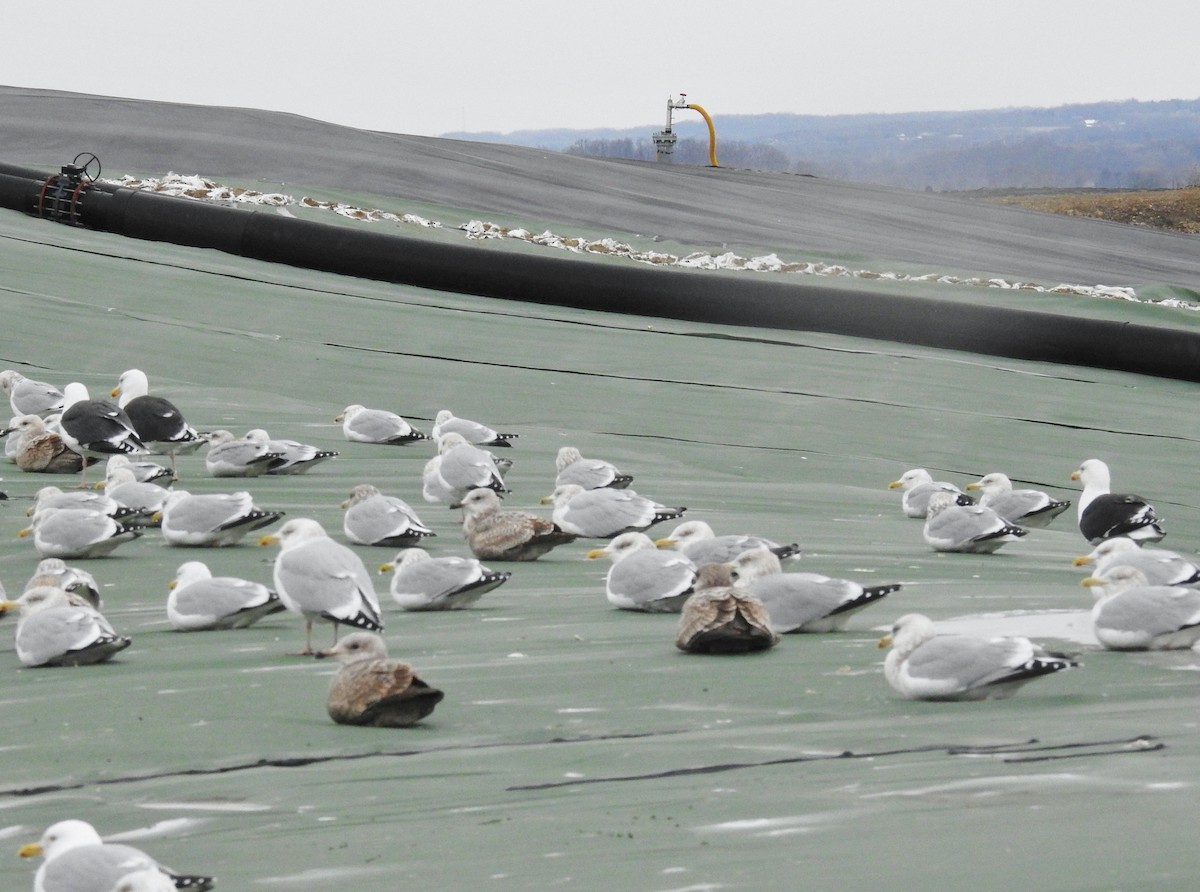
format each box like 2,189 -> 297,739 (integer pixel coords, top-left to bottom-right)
4,1 -> 1196,138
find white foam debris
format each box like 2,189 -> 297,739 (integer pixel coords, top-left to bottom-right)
103,173 -> 1200,310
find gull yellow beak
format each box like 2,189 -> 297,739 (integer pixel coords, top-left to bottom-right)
1072,556 -> 1092,567
1070,471 -> 1081,481
965,482 -> 981,491
18,527 -> 32,539
538,495 -> 553,505
1080,577 -> 1102,588
333,413 -> 345,423
584,548 -> 606,560
168,579 -> 178,591
110,386 -> 122,398
0,600 -> 21,616
258,534 -> 281,547
654,538 -> 676,549
378,562 -> 395,574
18,842 -> 42,858
877,634 -> 893,649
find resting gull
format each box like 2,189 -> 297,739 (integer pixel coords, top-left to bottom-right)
104,453 -> 175,486
0,586 -> 130,666
555,445 -> 632,490
167,560 -> 286,630
888,468 -> 974,518
58,382 -> 149,485
29,484 -> 146,524
1,369 -> 64,417
20,507 -> 143,558
336,404 -> 426,445
103,466 -> 172,522
586,531 -> 696,612
24,557 -> 101,608
203,429 -> 281,477
242,428 -> 338,474
111,369 -> 204,467
965,472 -> 1071,529
452,487 -> 576,561
1072,537 -> 1200,586
728,546 -> 900,632
1080,565 -> 1200,650
259,517 -> 384,654
1071,458 -> 1165,544
676,563 -> 779,654
18,819 -> 214,892
422,432 -> 509,504
655,520 -> 800,565
109,870 -> 178,892
379,547 -> 510,610
316,631 -> 444,726
1,413 -> 90,473
431,409 -> 517,447
878,613 -> 1078,700
922,491 -> 1027,553
541,483 -> 685,538
341,483 -> 435,547
159,489 -> 283,547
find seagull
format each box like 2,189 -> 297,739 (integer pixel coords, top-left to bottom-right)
18,819 -> 214,892
1,413 -> 91,473
24,557 -> 101,608
922,491 -> 1027,553
158,489 -> 283,546
0,586 -> 130,666
1081,565 -> 1200,650
1071,458 -> 1165,544
878,613 -> 1078,700
431,409 -> 517,447
335,404 -> 426,445
102,466 -> 172,523
451,487 -> 576,561
1073,537 -> 1200,586
20,507 -> 143,558
111,369 -> 204,468
1,368 -> 64,417
245,428 -> 338,475
888,468 -> 974,518
260,517 -> 384,654
315,632 -> 444,727
541,483 -> 685,538
203,429 -> 281,477
341,483 -> 435,547
423,432 -> 509,504
167,560 -> 286,630
675,563 -> 779,654
554,445 -> 632,490
58,382 -> 149,485
655,520 -> 800,565
102,454 -> 175,487
965,472 -> 1071,529
586,531 -> 697,612
379,547 -> 510,610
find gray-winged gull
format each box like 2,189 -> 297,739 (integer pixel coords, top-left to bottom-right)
1081,565 -> 1200,650
0,586 -> 130,666
244,428 -> 338,474
203,429 -> 280,477
24,557 -> 101,607
379,547 -> 510,610
541,483 -> 685,538
341,483 -> 434,547
109,870 -> 178,892
922,491 -> 1027,553
888,467 -> 974,518
159,489 -> 283,546
1,414 -> 90,473
431,409 -> 517,447
20,507 -> 143,558
877,613 -> 1078,700
1072,537 -> 1200,586
676,563 -> 779,654
728,546 -> 900,632
104,453 -> 175,486
1,369 -> 64,417
554,445 -> 632,490
30,484 -> 145,524
167,560 -> 286,630
111,369 -> 204,467
103,467 -> 172,522
335,404 -> 426,445
260,517 -> 384,654
18,819 -> 214,892
1071,458 -> 1165,544
58,382 -> 149,485
655,519 -> 800,565
451,487 -> 576,561
316,631 -> 444,726
422,432 -> 509,504
965,471 -> 1071,529
586,531 -> 696,612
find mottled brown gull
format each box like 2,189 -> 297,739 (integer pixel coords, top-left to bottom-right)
452,487 -> 576,561
676,563 -> 779,654
316,631 -> 444,726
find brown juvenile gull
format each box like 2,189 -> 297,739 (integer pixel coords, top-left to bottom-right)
922,491 -> 1027,553
728,545 -> 900,632
1080,565 -> 1200,650
379,547 -> 510,610
0,586 -> 130,667
878,613 -> 1078,701
111,369 -> 204,468
451,487 -> 576,561
888,467 -> 974,518
554,445 -> 632,490
335,404 -> 426,445
1072,537 -> 1200,586
18,819 -> 214,892
431,408 -> 517,447
159,489 -> 283,546
541,483 -> 685,538
586,531 -> 696,612
655,519 -> 800,565
316,631 -> 444,726
260,517 -> 384,654
965,471 -> 1071,529
675,563 -> 779,654
342,483 -> 435,547
1071,458 -> 1165,545
1,369 -> 64,417
1,413 -> 91,473
167,559 -> 286,631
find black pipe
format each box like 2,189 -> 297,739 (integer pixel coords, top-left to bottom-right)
3,163 -> 1199,381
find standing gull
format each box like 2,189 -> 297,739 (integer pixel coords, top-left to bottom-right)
111,369 -> 204,468
655,520 -> 800,565
18,819 -> 214,892
541,484 -> 685,538
1073,537 -> 1200,586
965,472 -> 1071,529
586,531 -> 697,612
341,483 -> 435,547
58,382 -> 148,485
452,487 -> 576,561
888,468 -> 974,518
676,563 -> 779,654
380,547 -> 510,610
336,404 -> 426,445
922,491 -> 1027,553
0,586 -> 130,666
555,445 -> 632,490
432,409 -> 517,447
1081,565 -> 1200,650
1071,458 -> 1165,544
260,517 -> 384,654
1,369 -> 64,417
159,489 -> 283,547
167,560 -> 285,630
878,613 -> 1078,700
316,631 -> 444,726
1,413 -> 90,473
728,546 -> 900,632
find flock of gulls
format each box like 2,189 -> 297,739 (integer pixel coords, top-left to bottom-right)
3,364 -> 1199,890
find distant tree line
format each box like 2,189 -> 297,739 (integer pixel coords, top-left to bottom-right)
565,138 -> 792,171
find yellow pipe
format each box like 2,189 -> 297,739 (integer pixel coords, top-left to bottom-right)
685,103 -> 719,167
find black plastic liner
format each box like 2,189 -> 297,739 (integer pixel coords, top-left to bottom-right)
3,162 -> 1199,381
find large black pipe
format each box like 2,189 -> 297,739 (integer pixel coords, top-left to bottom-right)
3,163 -> 1199,381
